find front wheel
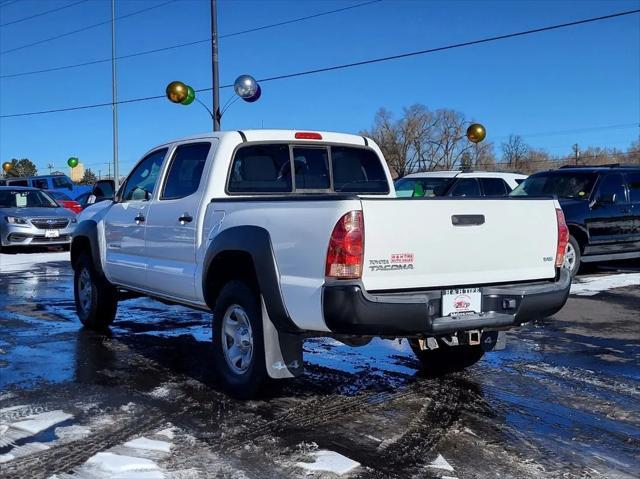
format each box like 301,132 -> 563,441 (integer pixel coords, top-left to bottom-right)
409,339 -> 485,375
73,252 -> 118,330
212,280 -> 268,399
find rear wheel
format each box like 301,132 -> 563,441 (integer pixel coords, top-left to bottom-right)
564,235 -> 581,278
212,280 -> 268,399
73,252 -> 118,330
409,339 -> 485,375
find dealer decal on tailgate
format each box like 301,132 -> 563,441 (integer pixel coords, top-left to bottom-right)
369,253 -> 415,272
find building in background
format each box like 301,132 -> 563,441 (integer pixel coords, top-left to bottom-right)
69,163 -> 85,182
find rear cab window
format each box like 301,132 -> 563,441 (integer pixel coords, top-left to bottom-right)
227,143 -> 389,194
480,177 -> 510,196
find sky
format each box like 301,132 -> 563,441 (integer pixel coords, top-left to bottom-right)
0,0 -> 639,177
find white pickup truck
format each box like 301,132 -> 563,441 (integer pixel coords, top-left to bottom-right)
72,130 -> 571,397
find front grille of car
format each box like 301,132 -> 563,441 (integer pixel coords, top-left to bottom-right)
30,218 -> 69,229
31,235 -> 70,244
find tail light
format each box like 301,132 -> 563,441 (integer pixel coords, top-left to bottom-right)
326,211 -> 364,279
295,132 -> 322,140
555,208 -> 569,267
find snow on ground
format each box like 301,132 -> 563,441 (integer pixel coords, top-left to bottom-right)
428,454 -> 455,472
570,273 -> 640,296
11,410 -> 73,435
296,450 -> 360,475
123,437 -> 172,453
0,251 -> 69,273
86,452 -> 162,474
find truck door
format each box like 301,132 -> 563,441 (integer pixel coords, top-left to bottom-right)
103,148 -> 167,288
144,141 -> 214,301
586,173 -> 633,252
625,171 -> 640,246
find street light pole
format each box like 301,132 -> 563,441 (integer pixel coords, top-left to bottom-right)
210,0 -> 220,131
111,0 -> 120,188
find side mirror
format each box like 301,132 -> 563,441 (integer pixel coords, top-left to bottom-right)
92,179 -> 115,201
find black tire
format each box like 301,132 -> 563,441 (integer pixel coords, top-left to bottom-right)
212,280 -> 268,399
409,339 -> 485,376
73,252 -> 118,330
565,235 -> 581,278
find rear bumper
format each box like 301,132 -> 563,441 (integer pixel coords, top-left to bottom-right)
322,268 -> 571,336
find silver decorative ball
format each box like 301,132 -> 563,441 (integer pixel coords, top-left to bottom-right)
234,75 -> 259,99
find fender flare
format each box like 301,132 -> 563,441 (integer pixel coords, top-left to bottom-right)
70,220 -> 104,277
202,225 -> 301,333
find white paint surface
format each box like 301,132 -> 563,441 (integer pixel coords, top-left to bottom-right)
428,454 -> 455,472
124,437 -> 172,453
571,273 -> 640,296
11,410 -> 72,434
0,252 -> 69,273
86,452 -> 161,473
296,450 -> 360,475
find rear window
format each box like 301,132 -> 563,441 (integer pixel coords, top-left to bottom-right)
228,144 -> 292,193
48,191 -> 71,201
480,177 -> 510,196
7,180 -> 28,187
227,144 -> 388,194
331,146 -> 388,193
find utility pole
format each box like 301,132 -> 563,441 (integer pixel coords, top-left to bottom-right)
111,0 -> 120,188
210,0 -> 220,131
98,170 -> 102,180
572,144 -> 580,165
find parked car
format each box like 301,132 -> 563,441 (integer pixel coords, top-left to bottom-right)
394,170 -> 527,198
0,174 -> 91,200
46,190 -> 83,214
511,164 -> 640,276
72,130 -> 570,398
0,186 -> 77,250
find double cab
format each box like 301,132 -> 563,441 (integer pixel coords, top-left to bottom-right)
72,130 -> 571,397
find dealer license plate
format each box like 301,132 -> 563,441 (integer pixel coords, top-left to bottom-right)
442,288 -> 481,316
44,230 -> 60,238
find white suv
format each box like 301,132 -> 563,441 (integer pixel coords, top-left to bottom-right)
395,170 -> 527,198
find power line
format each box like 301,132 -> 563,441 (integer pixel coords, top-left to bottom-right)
0,0 -> 383,79
0,0 -> 21,8
2,8 -> 639,118
0,0 -> 176,55
0,0 -> 88,28
494,123 -> 640,141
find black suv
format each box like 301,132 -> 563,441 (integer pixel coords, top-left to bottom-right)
511,164 -> 640,276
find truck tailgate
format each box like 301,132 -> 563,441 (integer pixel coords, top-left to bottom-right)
360,198 -> 559,291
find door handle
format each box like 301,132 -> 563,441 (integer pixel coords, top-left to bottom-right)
178,214 -> 193,224
135,214 -> 145,224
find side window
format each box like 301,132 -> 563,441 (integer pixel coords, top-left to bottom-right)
52,177 -> 73,189
450,178 -> 481,197
596,174 -> 627,204
626,172 -> 640,203
33,179 -> 49,189
7,179 -> 28,187
122,149 -> 167,201
228,144 -> 292,193
480,178 -> 509,196
162,142 -> 211,200
292,147 -> 330,190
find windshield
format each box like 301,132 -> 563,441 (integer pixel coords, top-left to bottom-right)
510,172 -> 597,199
0,189 -> 59,208
394,177 -> 452,197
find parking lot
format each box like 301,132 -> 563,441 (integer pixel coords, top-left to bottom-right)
0,251 -> 637,478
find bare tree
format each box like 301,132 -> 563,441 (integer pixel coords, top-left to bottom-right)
501,135 -> 528,169
363,105 -> 486,176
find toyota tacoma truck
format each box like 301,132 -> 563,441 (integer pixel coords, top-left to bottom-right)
72,130 -> 571,397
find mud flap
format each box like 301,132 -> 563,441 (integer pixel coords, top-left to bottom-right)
261,298 -> 304,379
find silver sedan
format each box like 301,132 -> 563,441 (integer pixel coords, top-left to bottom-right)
0,186 -> 77,249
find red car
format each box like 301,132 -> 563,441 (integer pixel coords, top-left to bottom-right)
46,190 -> 82,215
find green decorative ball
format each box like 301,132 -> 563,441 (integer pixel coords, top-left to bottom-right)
67,157 -> 79,168
181,86 -> 195,106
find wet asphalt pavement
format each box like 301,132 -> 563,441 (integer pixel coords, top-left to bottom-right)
0,253 -> 639,479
